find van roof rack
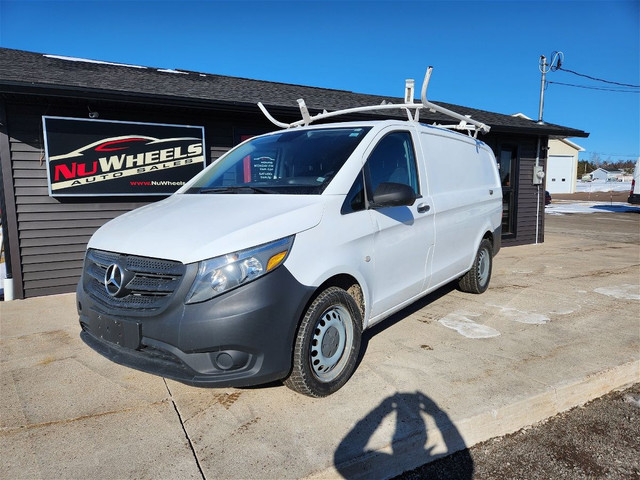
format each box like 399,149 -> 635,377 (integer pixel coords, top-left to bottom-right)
258,67 -> 490,138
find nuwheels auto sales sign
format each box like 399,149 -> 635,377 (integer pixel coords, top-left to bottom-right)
43,117 -> 206,196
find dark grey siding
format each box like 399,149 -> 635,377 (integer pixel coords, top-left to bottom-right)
513,136 -> 547,246
2,97 -> 275,298
487,134 -> 548,247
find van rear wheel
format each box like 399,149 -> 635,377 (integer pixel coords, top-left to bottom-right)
458,238 -> 493,294
284,287 -> 362,397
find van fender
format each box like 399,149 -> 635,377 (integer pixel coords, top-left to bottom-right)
304,266 -> 373,327
467,221 -> 498,271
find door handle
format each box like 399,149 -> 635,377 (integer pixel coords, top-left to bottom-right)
417,203 -> 430,213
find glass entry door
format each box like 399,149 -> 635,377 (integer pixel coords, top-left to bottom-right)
498,145 -> 518,236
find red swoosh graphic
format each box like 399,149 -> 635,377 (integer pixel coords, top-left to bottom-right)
94,138 -> 149,152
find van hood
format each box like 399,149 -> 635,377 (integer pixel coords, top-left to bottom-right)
88,194 -> 325,264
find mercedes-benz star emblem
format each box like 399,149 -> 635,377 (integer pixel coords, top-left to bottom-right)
104,264 -> 125,297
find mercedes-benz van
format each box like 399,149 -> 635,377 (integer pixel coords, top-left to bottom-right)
77,119 -> 502,397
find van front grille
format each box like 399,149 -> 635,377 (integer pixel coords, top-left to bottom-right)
83,249 -> 186,312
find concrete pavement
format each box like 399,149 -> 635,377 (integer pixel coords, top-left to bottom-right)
1,212 -> 639,479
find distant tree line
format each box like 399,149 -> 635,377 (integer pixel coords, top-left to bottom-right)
577,156 -> 637,179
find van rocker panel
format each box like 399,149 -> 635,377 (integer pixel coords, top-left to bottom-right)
78,266 -> 315,387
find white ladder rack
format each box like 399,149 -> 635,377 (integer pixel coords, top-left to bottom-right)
257,67 -> 490,138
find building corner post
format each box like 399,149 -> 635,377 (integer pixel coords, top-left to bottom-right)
0,100 -> 24,299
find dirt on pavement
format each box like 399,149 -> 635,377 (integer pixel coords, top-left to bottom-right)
551,190 -> 630,203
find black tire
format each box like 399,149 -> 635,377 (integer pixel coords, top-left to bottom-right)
284,286 -> 362,397
458,238 -> 493,294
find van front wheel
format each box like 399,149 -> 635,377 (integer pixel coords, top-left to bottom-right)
458,239 -> 493,294
284,287 -> 362,397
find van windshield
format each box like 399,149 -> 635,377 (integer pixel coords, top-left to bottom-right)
185,127 -> 371,194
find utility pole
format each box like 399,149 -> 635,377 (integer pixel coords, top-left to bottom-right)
538,55 -> 548,124
538,51 -> 563,125
535,51 -> 562,244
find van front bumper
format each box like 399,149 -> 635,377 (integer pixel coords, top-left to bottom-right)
78,266 -> 314,388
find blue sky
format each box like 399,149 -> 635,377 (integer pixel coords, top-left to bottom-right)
1,0 -> 638,162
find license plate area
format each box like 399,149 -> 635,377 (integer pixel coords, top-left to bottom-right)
96,315 -> 141,350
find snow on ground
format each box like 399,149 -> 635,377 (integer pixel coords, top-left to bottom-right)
594,284 -> 640,301
576,180 -> 632,193
438,312 -> 501,338
546,201 -> 640,215
547,180 -> 638,215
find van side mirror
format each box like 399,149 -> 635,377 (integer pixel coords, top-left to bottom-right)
370,182 -> 417,208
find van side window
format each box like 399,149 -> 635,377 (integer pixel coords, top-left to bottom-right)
365,132 -> 419,195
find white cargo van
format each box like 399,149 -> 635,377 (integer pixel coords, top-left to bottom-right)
77,72 -> 503,397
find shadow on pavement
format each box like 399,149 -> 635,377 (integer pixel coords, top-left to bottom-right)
590,204 -> 640,213
354,283 -> 456,372
334,391 -> 473,479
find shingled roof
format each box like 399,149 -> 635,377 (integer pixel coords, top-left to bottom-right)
0,47 -> 588,138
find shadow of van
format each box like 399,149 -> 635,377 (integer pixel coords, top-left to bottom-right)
354,282 -> 457,373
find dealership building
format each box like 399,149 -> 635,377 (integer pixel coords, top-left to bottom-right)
0,47 -> 588,299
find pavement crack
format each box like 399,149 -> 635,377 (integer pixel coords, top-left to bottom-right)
164,379 -> 206,480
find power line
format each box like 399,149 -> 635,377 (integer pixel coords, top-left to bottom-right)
557,67 -> 640,88
547,80 -> 639,93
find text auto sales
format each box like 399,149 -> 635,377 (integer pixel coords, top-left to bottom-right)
52,143 -> 203,189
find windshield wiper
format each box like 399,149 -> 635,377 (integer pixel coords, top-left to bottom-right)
200,186 -> 275,194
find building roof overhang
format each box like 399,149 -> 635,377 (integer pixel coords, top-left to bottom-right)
0,48 -> 589,139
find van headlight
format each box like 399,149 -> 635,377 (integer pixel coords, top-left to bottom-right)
185,236 -> 295,304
